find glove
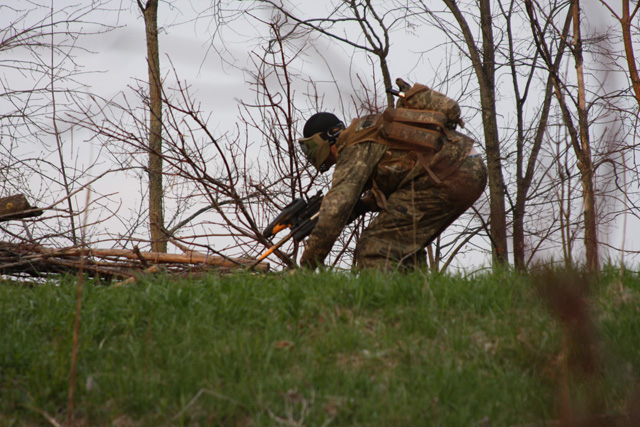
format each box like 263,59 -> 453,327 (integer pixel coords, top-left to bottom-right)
347,192 -> 379,223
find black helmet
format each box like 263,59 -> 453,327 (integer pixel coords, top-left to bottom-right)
299,112 -> 345,173
303,112 -> 344,140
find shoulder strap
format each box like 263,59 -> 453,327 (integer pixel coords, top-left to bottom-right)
336,114 -> 385,154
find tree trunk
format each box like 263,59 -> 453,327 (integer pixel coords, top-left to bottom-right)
479,85 -> 509,267
443,0 -> 508,267
621,0 -> 640,109
140,0 -> 166,253
380,55 -> 394,108
571,0 -> 599,272
513,6 -> 573,270
480,0 -> 509,267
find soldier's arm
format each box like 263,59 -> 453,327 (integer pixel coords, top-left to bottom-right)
300,141 -> 387,268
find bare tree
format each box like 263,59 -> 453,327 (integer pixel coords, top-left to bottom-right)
72,67 -> 298,268
406,0 -> 509,267
441,0 -> 508,267
525,0 -> 600,272
501,0 -> 573,270
598,1 -> 640,109
0,1 -> 114,249
137,0 -> 166,253
248,0 -> 407,108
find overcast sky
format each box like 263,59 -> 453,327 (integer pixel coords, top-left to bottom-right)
3,0 -> 638,270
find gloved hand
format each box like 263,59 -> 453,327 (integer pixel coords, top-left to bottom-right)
347,191 -> 379,223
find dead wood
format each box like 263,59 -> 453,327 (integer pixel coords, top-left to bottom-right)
0,194 -> 43,222
0,241 -> 269,282
114,265 -> 161,287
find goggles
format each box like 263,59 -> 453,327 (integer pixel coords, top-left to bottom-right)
298,122 -> 344,173
299,132 -> 332,172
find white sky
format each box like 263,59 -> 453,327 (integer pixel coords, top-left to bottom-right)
2,0 -> 639,271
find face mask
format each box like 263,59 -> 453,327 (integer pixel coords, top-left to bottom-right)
299,132 -> 332,172
299,122 -> 345,173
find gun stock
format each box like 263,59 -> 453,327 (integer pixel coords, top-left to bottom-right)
248,193 -> 323,270
263,198 -> 307,238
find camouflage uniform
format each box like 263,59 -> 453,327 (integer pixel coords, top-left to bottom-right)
299,110 -> 487,270
299,80 -> 487,270
354,149 -> 487,269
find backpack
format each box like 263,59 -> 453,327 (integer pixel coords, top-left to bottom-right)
336,78 -> 474,195
394,78 -> 465,129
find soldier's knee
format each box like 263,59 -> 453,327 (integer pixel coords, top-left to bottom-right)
355,236 -> 392,270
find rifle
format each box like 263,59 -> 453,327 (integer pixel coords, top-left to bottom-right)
247,193 -> 323,270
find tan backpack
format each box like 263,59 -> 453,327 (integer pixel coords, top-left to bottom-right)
394,78 -> 465,129
337,78 -> 474,188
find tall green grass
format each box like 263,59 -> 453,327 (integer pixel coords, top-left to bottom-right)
1,268 -> 639,425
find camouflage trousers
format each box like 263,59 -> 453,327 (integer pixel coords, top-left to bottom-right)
354,154 -> 487,270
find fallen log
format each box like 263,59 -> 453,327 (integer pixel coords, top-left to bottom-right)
32,246 -> 268,271
0,194 -> 43,221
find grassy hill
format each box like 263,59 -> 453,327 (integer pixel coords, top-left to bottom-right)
1,268 -> 639,425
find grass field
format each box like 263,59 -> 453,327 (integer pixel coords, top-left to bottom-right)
1,267 -> 639,426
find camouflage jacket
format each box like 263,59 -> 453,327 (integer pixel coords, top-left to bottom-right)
299,113 -> 474,268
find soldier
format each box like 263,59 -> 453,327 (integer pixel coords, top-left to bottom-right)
297,81 -> 487,270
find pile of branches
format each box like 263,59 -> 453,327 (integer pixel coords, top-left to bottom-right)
0,194 -> 269,283
0,240 -> 269,285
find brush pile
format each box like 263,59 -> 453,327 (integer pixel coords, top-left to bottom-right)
0,241 -> 269,284
1,194 -> 269,283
